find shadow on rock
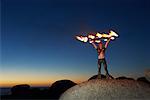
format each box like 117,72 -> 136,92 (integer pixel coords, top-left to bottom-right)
137,77 -> 150,85
88,74 -> 114,81
116,76 -> 135,80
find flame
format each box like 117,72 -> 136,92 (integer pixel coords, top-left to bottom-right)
76,36 -> 88,42
109,30 -> 118,37
89,40 -> 94,43
102,34 -> 110,38
110,37 -> 115,40
88,34 -> 95,39
83,37 -> 88,42
76,30 -> 118,43
76,36 -> 82,41
100,30 -> 118,40
104,39 -> 108,41
95,40 -> 101,43
96,32 -> 102,38
103,37 -> 115,41
101,30 -> 118,38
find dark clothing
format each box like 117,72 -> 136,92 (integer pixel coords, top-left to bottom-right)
95,46 -> 110,79
92,43 -> 111,79
98,58 -> 109,74
98,58 -> 107,64
97,58 -> 109,79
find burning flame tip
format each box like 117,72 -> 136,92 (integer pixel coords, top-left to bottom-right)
76,30 -> 118,43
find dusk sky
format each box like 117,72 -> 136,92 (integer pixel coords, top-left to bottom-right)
1,0 -> 150,87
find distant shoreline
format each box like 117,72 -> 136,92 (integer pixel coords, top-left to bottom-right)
0,86 -> 49,96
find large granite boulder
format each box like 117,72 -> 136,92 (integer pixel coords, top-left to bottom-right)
60,79 -> 150,100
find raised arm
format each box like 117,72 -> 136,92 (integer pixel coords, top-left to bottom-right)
91,42 -> 97,49
105,37 -> 111,48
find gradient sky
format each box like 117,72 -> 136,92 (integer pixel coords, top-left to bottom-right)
1,0 -> 150,87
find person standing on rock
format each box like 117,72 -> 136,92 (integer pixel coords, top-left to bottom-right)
90,37 -> 112,79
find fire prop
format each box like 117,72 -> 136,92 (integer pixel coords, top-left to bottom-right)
76,30 -> 118,43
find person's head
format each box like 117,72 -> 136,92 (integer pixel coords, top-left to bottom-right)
98,42 -> 103,49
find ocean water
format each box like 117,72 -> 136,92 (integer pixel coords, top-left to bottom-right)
0,87 -> 11,96
0,87 -> 48,96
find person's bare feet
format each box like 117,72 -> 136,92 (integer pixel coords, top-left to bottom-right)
97,75 -> 101,79
106,74 -> 113,79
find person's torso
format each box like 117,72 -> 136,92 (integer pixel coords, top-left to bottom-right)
97,48 -> 105,59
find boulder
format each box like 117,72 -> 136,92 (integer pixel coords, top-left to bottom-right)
11,84 -> 30,96
88,74 -> 114,80
145,69 -> 150,81
49,80 -> 77,99
60,79 -> 150,100
116,76 -> 134,80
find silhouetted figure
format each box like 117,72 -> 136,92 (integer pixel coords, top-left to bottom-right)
91,37 -> 112,79
116,76 -> 135,80
49,80 -> 77,99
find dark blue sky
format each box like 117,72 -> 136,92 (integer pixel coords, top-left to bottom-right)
1,0 -> 150,86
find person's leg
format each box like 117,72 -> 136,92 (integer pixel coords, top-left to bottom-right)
97,59 -> 101,79
103,59 -> 109,78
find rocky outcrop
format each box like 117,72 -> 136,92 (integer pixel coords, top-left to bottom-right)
145,69 -> 150,81
137,77 -> 150,84
88,74 -> 114,80
60,79 -> 150,100
49,79 -> 77,99
116,76 -> 134,80
11,84 -> 30,96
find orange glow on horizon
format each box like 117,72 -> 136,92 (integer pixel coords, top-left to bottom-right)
0,79 -> 85,87
0,81 -> 51,87
0,71 -> 87,87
